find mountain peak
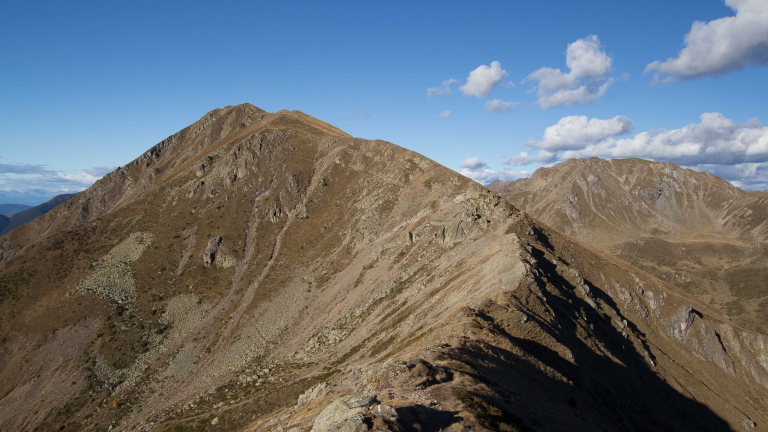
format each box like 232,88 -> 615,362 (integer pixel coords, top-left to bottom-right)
2,110 -> 768,432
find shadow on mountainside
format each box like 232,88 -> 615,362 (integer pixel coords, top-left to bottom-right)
396,405 -> 464,432
438,235 -> 736,431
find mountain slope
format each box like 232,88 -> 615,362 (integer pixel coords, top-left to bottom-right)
0,204 -> 31,215
489,157 -> 768,335
1,107 -> 767,432
0,193 -> 78,236
488,158 -> 768,245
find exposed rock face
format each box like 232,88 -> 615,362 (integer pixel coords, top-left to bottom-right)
1,105 -> 767,432
666,305 -> 696,341
203,235 -> 236,268
688,318 -> 738,376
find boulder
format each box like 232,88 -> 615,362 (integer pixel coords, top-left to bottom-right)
371,404 -> 397,423
311,395 -> 377,432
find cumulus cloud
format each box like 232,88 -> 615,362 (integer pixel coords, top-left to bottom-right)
526,35 -> 615,108
427,78 -> 460,98
645,0 -> 768,83
504,113 -> 768,190
459,157 -> 530,184
484,99 -> 519,114
689,162 -> 768,190
439,110 -> 452,118
460,157 -> 486,170
460,61 -> 508,98
536,115 -> 634,151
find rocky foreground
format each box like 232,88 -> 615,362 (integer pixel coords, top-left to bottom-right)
0,104 -> 766,431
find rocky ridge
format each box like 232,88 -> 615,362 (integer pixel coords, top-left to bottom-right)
0,106 -> 766,431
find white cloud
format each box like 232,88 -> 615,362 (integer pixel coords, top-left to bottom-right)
536,115 -> 634,151
460,61 -> 508,98
439,110 -> 452,118
688,162 -> 768,190
54,172 -> 101,184
459,157 -> 529,184
505,150 -> 558,166
504,113 -> 768,190
526,35 -> 615,108
460,157 -> 487,170
427,78 -> 460,98
84,165 -> 117,177
0,163 -> 48,175
645,0 -> 768,82
484,99 -> 519,114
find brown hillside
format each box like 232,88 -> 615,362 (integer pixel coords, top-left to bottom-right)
1,107 -> 767,431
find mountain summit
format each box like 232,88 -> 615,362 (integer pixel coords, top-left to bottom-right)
1,106 -> 767,431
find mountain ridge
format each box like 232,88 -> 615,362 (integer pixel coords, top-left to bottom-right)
0,193 -> 78,237
0,204 -> 32,215
489,157 -> 768,335
1,105 -> 767,431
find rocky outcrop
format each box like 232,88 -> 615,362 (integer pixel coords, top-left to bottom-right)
720,325 -> 768,389
266,204 -> 282,222
311,395 -> 398,432
665,305 -> 696,341
298,382 -> 329,406
664,305 -> 737,375
689,319 -> 737,375
203,236 -> 236,268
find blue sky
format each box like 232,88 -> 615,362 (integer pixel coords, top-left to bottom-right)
1,0 -> 767,204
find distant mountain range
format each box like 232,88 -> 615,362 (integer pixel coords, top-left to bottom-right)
0,193 -> 77,236
0,188 -> 78,207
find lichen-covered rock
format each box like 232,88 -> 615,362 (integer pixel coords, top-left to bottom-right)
742,332 -> 768,373
371,404 -> 397,423
311,395 -> 377,432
